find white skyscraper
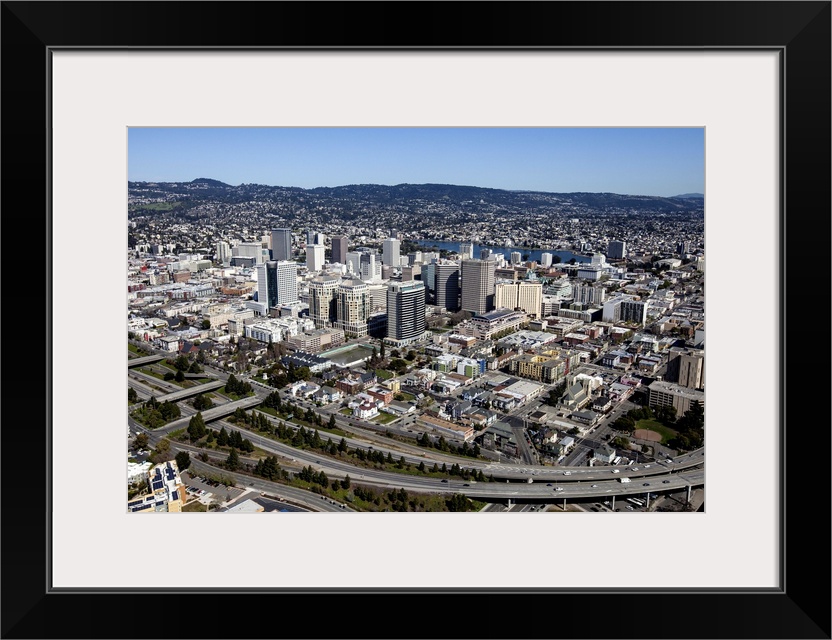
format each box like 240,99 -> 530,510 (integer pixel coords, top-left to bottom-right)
495,281 -> 542,318
540,252 -> 553,268
215,241 -> 232,266
382,237 -> 400,267
306,244 -> 326,272
510,251 -> 522,265
459,242 -> 474,260
256,261 -> 299,310
387,280 -> 426,344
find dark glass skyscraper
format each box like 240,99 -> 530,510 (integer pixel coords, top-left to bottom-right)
271,228 -> 292,262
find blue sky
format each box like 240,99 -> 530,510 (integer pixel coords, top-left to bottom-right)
128,127 -> 704,197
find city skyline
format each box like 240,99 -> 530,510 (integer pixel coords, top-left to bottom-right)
128,127 -> 704,197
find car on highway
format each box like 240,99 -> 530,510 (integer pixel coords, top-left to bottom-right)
554,487 -> 564,492
563,471 -> 572,476
612,469 -> 620,474
440,479 -> 448,483
546,483 -> 552,487
591,484 -> 598,488
643,482 -> 650,486
662,480 -> 671,484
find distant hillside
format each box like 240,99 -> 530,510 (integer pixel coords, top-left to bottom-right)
670,193 -> 704,199
128,180 -> 705,220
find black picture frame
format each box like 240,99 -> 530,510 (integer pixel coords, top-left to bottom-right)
2,2 -> 829,638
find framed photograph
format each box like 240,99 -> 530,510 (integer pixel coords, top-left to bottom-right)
2,2 -> 829,638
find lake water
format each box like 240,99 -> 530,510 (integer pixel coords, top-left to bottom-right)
415,240 -> 591,264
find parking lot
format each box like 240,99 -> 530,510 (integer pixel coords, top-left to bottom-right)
181,471 -> 244,505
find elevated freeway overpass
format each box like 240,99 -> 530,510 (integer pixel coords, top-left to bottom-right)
127,354 -> 165,367
154,395 -> 263,434
156,380 -> 225,403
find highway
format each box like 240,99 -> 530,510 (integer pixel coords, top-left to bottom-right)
128,343 -> 705,507
137,411 -> 705,502
187,459 -> 352,512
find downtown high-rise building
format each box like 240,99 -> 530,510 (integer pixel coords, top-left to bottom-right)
421,261 -> 436,304
510,251 -> 522,265
256,260 -> 299,310
666,348 -> 705,389
347,249 -> 382,283
271,228 -> 292,262
494,281 -> 542,318
336,278 -> 371,338
386,280 -> 426,344
331,235 -> 348,265
540,252 -> 553,268
602,295 -> 647,325
434,261 -> 461,312
460,258 -> 495,315
607,240 -> 627,260
215,241 -> 232,266
572,283 -> 607,305
459,242 -> 474,260
382,237 -> 400,267
308,275 -> 340,328
306,244 -> 326,272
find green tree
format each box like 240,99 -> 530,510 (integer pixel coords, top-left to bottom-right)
188,412 -> 207,440
217,426 -> 229,447
201,319 -> 211,330
338,437 -> 347,453
175,451 -> 191,470
134,432 -> 149,450
341,474 -> 351,490
159,401 -> 180,421
175,369 -> 185,382
193,393 -> 213,411
389,358 -> 407,374
163,371 -> 175,381
174,354 -> 190,371
446,494 -> 473,512
380,341 -> 386,360
225,447 -> 239,471
151,438 -> 173,463
188,360 -> 203,374
128,387 -> 139,404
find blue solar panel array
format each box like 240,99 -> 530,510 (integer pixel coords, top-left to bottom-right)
152,481 -> 164,490
172,490 -> 179,500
